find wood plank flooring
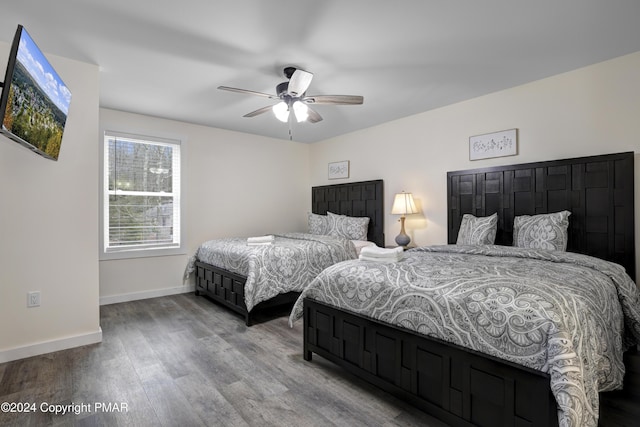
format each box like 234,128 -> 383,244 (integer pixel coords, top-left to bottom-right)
0,294 -> 448,427
2,294 -> 638,426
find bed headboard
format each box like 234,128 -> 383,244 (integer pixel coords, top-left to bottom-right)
447,152 -> 635,280
312,179 -> 385,247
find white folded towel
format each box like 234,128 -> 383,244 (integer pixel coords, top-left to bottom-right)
247,235 -> 275,244
360,246 -> 403,258
247,241 -> 272,246
359,246 -> 404,263
359,253 -> 402,263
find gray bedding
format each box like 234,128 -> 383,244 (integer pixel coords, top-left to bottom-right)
186,232 -> 357,311
289,244 -> 640,427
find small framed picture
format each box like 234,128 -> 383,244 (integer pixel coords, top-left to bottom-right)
469,128 -> 518,160
328,160 -> 349,179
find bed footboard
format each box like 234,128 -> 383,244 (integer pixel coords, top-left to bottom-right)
195,260 -> 250,323
195,260 -> 299,326
303,298 -> 558,427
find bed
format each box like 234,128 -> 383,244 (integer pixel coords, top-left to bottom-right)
189,179 -> 384,325
291,152 -> 639,427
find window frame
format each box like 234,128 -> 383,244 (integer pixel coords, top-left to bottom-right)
99,130 -> 186,260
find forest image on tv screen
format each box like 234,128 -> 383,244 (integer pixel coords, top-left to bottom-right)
2,28 -> 71,159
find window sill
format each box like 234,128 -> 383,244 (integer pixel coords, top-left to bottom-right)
100,246 -> 187,261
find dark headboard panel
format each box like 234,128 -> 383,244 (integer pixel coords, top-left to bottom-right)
447,152 -> 635,279
312,179 -> 384,247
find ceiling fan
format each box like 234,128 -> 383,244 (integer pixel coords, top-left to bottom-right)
218,67 -> 364,125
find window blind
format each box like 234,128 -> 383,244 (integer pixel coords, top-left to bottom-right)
103,131 -> 181,252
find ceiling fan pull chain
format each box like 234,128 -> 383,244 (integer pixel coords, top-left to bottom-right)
289,114 -> 293,140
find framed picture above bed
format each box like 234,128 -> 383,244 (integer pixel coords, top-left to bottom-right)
328,160 -> 349,179
469,128 -> 518,160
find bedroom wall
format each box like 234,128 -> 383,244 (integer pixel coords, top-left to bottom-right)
98,109 -> 311,303
0,45 -> 101,362
309,51 -> 640,277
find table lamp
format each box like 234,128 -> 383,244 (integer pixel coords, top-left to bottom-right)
391,191 -> 418,247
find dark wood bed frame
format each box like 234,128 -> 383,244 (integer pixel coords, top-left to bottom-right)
303,152 -> 636,427
195,179 -> 385,325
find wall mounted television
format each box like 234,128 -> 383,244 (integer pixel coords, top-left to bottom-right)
0,25 -> 71,161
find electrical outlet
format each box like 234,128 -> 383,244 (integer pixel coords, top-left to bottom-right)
27,291 -> 40,307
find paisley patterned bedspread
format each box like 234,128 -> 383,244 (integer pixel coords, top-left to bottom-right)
186,233 -> 357,311
289,245 -> 640,427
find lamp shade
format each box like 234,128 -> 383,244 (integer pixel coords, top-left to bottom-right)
391,192 -> 417,216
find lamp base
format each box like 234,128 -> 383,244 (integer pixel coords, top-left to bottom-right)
395,232 -> 411,247
395,216 -> 411,248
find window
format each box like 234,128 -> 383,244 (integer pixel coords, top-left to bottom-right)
102,131 -> 182,258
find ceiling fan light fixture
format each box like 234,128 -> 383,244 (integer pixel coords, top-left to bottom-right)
272,101 -> 289,122
293,101 -> 309,122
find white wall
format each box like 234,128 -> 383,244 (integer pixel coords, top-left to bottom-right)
310,51 -> 640,276
0,46 -> 101,362
98,109 -> 311,303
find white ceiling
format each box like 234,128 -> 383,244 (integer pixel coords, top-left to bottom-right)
2,1 -> 640,143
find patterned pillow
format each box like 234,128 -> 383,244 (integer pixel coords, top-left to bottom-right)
327,211 -> 370,241
456,213 -> 498,245
513,210 -> 571,251
308,213 -> 329,235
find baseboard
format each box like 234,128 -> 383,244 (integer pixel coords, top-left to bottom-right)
99,284 -> 195,306
0,328 -> 103,364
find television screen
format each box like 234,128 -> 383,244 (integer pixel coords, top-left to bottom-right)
0,25 -> 71,160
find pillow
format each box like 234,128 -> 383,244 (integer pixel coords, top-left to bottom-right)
308,213 -> 329,235
327,211 -> 370,241
513,210 -> 571,251
456,213 -> 498,245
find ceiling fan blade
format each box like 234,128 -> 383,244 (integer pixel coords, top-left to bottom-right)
218,86 -> 279,99
287,69 -> 313,97
307,106 -> 323,123
302,95 -> 364,105
243,105 -> 274,118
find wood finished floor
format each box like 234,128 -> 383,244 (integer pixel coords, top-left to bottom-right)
0,294 -> 449,427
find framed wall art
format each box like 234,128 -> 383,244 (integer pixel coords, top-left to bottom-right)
469,128 -> 518,161
328,160 -> 349,179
